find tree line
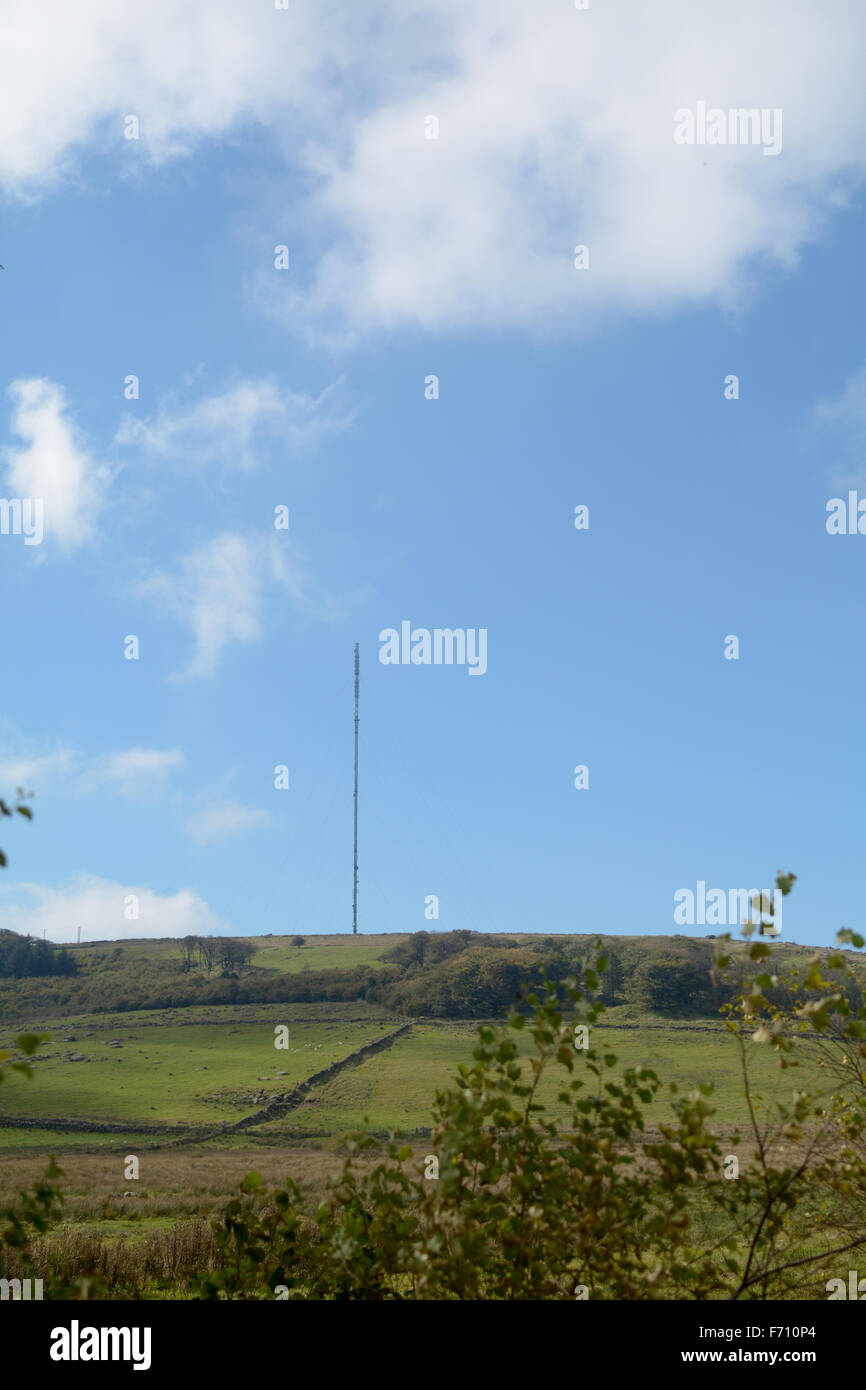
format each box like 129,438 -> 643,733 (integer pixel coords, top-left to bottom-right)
0,930 -> 78,980
179,936 -> 257,976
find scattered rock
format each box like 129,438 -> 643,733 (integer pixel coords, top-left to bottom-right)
69,1053 -> 86,1062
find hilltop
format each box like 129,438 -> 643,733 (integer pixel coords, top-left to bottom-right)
1,927 -> 862,1027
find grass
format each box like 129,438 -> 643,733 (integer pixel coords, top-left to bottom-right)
248,933 -> 408,974
246,1018 -> 833,1137
0,1010 -> 856,1302
0,1011 -> 403,1132
62,933 -> 407,977
1,1004 -> 835,1146
0,1136 -> 856,1301
0,1146 -> 352,1214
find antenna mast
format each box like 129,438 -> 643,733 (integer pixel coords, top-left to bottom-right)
352,643 -> 360,934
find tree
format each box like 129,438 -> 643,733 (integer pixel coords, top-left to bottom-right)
631,955 -> 714,1014
0,931 -> 79,980
409,931 -> 429,966
217,938 -> 256,976
180,936 -> 200,972
234,941 -> 256,973
218,939 -> 238,975
199,938 -> 217,975
599,946 -> 623,1004
291,936 -> 306,951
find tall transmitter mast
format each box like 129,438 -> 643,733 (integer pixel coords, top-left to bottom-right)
352,643 -> 359,934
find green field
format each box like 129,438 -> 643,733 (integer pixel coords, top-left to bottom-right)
247,933 -> 407,973
59,933 -> 406,976
0,1007 -> 403,1140
1,1004 -> 837,1150
242,1018 -> 831,1138
1,928 -> 855,1171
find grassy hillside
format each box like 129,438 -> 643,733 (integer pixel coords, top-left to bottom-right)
0,1012 -> 401,1131
247,1015 -> 831,1137
0,928 -> 859,1153
249,933 -> 407,973
1,928 -> 860,1025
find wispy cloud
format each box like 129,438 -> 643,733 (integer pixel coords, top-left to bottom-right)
140,532 -> 269,680
185,798 -> 270,846
115,377 -> 353,471
0,748 -> 77,791
85,747 -> 185,797
140,531 -> 341,680
814,362 -> 866,488
0,745 -> 184,799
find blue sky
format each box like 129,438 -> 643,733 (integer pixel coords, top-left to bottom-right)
1,1 -> 865,948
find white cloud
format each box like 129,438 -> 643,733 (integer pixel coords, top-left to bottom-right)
115,377 -> 352,472
3,379 -> 110,550
86,747 -> 185,797
0,749 -> 76,790
185,799 -> 270,846
0,873 -> 226,941
3,3 -> 866,336
284,1 -> 866,339
0,745 -> 183,799
141,533 -> 266,680
141,531 -> 333,679
0,0 -> 338,193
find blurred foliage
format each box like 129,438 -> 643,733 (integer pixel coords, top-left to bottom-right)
0,787 -> 32,869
